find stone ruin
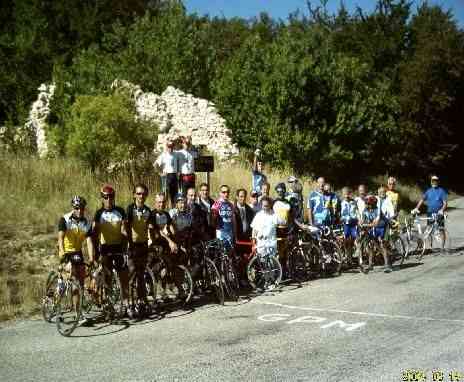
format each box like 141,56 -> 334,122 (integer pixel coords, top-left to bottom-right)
24,80 -> 239,159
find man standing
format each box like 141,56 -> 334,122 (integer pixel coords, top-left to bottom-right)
126,184 -> 151,317
234,188 -> 255,241
386,177 -> 400,217
196,182 -> 215,240
307,177 -> 334,227
177,136 -> 197,193
212,184 -> 237,249
413,175 -> 448,216
186,187 -> 208,244
252,149 -> 267,196
154,141 -> 178,207
93,185 -> 130,315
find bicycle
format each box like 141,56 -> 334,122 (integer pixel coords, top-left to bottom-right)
247,245 -> 282,292
190,241 -> 225,305
206,239 -> 240,300
384,220 -> 406,266
298,225 -> 343,277
405,212 -> 451,260
147,245 -> 193,306
52,265 -> 84,336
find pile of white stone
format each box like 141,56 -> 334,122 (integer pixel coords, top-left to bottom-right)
25,83 -> 55,157
113,80 -> 239,158
24,80 -> 239,159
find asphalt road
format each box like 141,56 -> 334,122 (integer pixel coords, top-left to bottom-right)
2,199 -> 464,382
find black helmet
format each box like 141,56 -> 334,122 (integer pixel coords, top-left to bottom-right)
275,182 -> 286,194
71,195 -> 87,209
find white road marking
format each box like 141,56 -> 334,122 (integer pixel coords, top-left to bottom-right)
257,313 -> 366,331
256,301 -> 464,324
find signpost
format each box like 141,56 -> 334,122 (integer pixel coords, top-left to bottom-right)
195,155 -> 214,188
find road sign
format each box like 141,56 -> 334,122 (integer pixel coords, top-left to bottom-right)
195,156 -> 214,172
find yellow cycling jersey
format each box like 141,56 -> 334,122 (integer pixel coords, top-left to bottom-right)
58,212 -> 92,253
386,190 -> 399,212
94,207 -> 126,245
273,199 -> 291,226
127,203 -> 151,243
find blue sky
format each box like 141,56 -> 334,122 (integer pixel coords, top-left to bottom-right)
184,0 -> 464,26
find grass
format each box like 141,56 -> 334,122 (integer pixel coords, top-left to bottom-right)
0,153 -> 432,321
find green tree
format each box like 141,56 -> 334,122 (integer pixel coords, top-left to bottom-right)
64,93 -> 158,172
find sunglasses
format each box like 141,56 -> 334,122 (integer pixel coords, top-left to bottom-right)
135,192 -> 147,196
101,194 -> 114,200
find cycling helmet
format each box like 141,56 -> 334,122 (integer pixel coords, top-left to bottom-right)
175,193 -> 186,202
275,182 -> 286,194
71,195 -> 87,209
366,195 -> 377,206
100,184 -> 115,198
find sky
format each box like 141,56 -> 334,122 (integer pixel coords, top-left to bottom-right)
184,0 -> 464,26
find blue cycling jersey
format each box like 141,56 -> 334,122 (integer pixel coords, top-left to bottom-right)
423,187 -> 448,214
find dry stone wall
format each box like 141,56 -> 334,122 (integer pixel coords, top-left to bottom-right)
113,80 -> 239,158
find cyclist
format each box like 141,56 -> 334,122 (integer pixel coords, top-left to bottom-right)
126,184 -> 151,317
323,182 -> 340,226
412,175 -> 448,217
58,196 -> 95,318
340,187 -> 359,269
249,190 -> 260,213
412,175 -> 448,247
170,193 -> 193,256
360,195 -> 392,273
93,185 -> 130,314
154,141 -> 179,207
355,184 -> 368,220
149,193 -> 184,301
307,177 -> 335,227
286,176 -> 304,225
386,177 -> 400,216
252,149 -> 267,196
273,182 -> 304,277
150,193 -> 178,256
251,196 -> 284,256
212,184 -> 237,250
186,187 -> 208,244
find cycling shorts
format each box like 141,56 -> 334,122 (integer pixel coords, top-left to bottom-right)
369,227 -> 385,239
63,251 -> 84,265
343,224 -> 358,239
100,244 -> 127,271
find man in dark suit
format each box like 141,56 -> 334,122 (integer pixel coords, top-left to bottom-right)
234,188 -> 255,241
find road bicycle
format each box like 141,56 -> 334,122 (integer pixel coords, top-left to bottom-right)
204,239 -> 240,301
298,225 -> 343,277
404,212 -> 451,260
147,245 -> 193,306
190,241 -> 225,305
247,245 -> 282,292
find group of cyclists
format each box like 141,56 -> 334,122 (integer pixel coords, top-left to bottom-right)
56,144 -> 449,321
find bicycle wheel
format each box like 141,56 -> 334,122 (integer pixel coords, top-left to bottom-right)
205,257 -> 224,305
42,271 -> 59,322
389,235 -> 406,266
247,254 -> 282,290
101,270 -> 122,321
288,247 -> 309,282
320,239 -> 343,275
56,277 -> 83,337
144,267 -> 157,305
221,256 -> 240,301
